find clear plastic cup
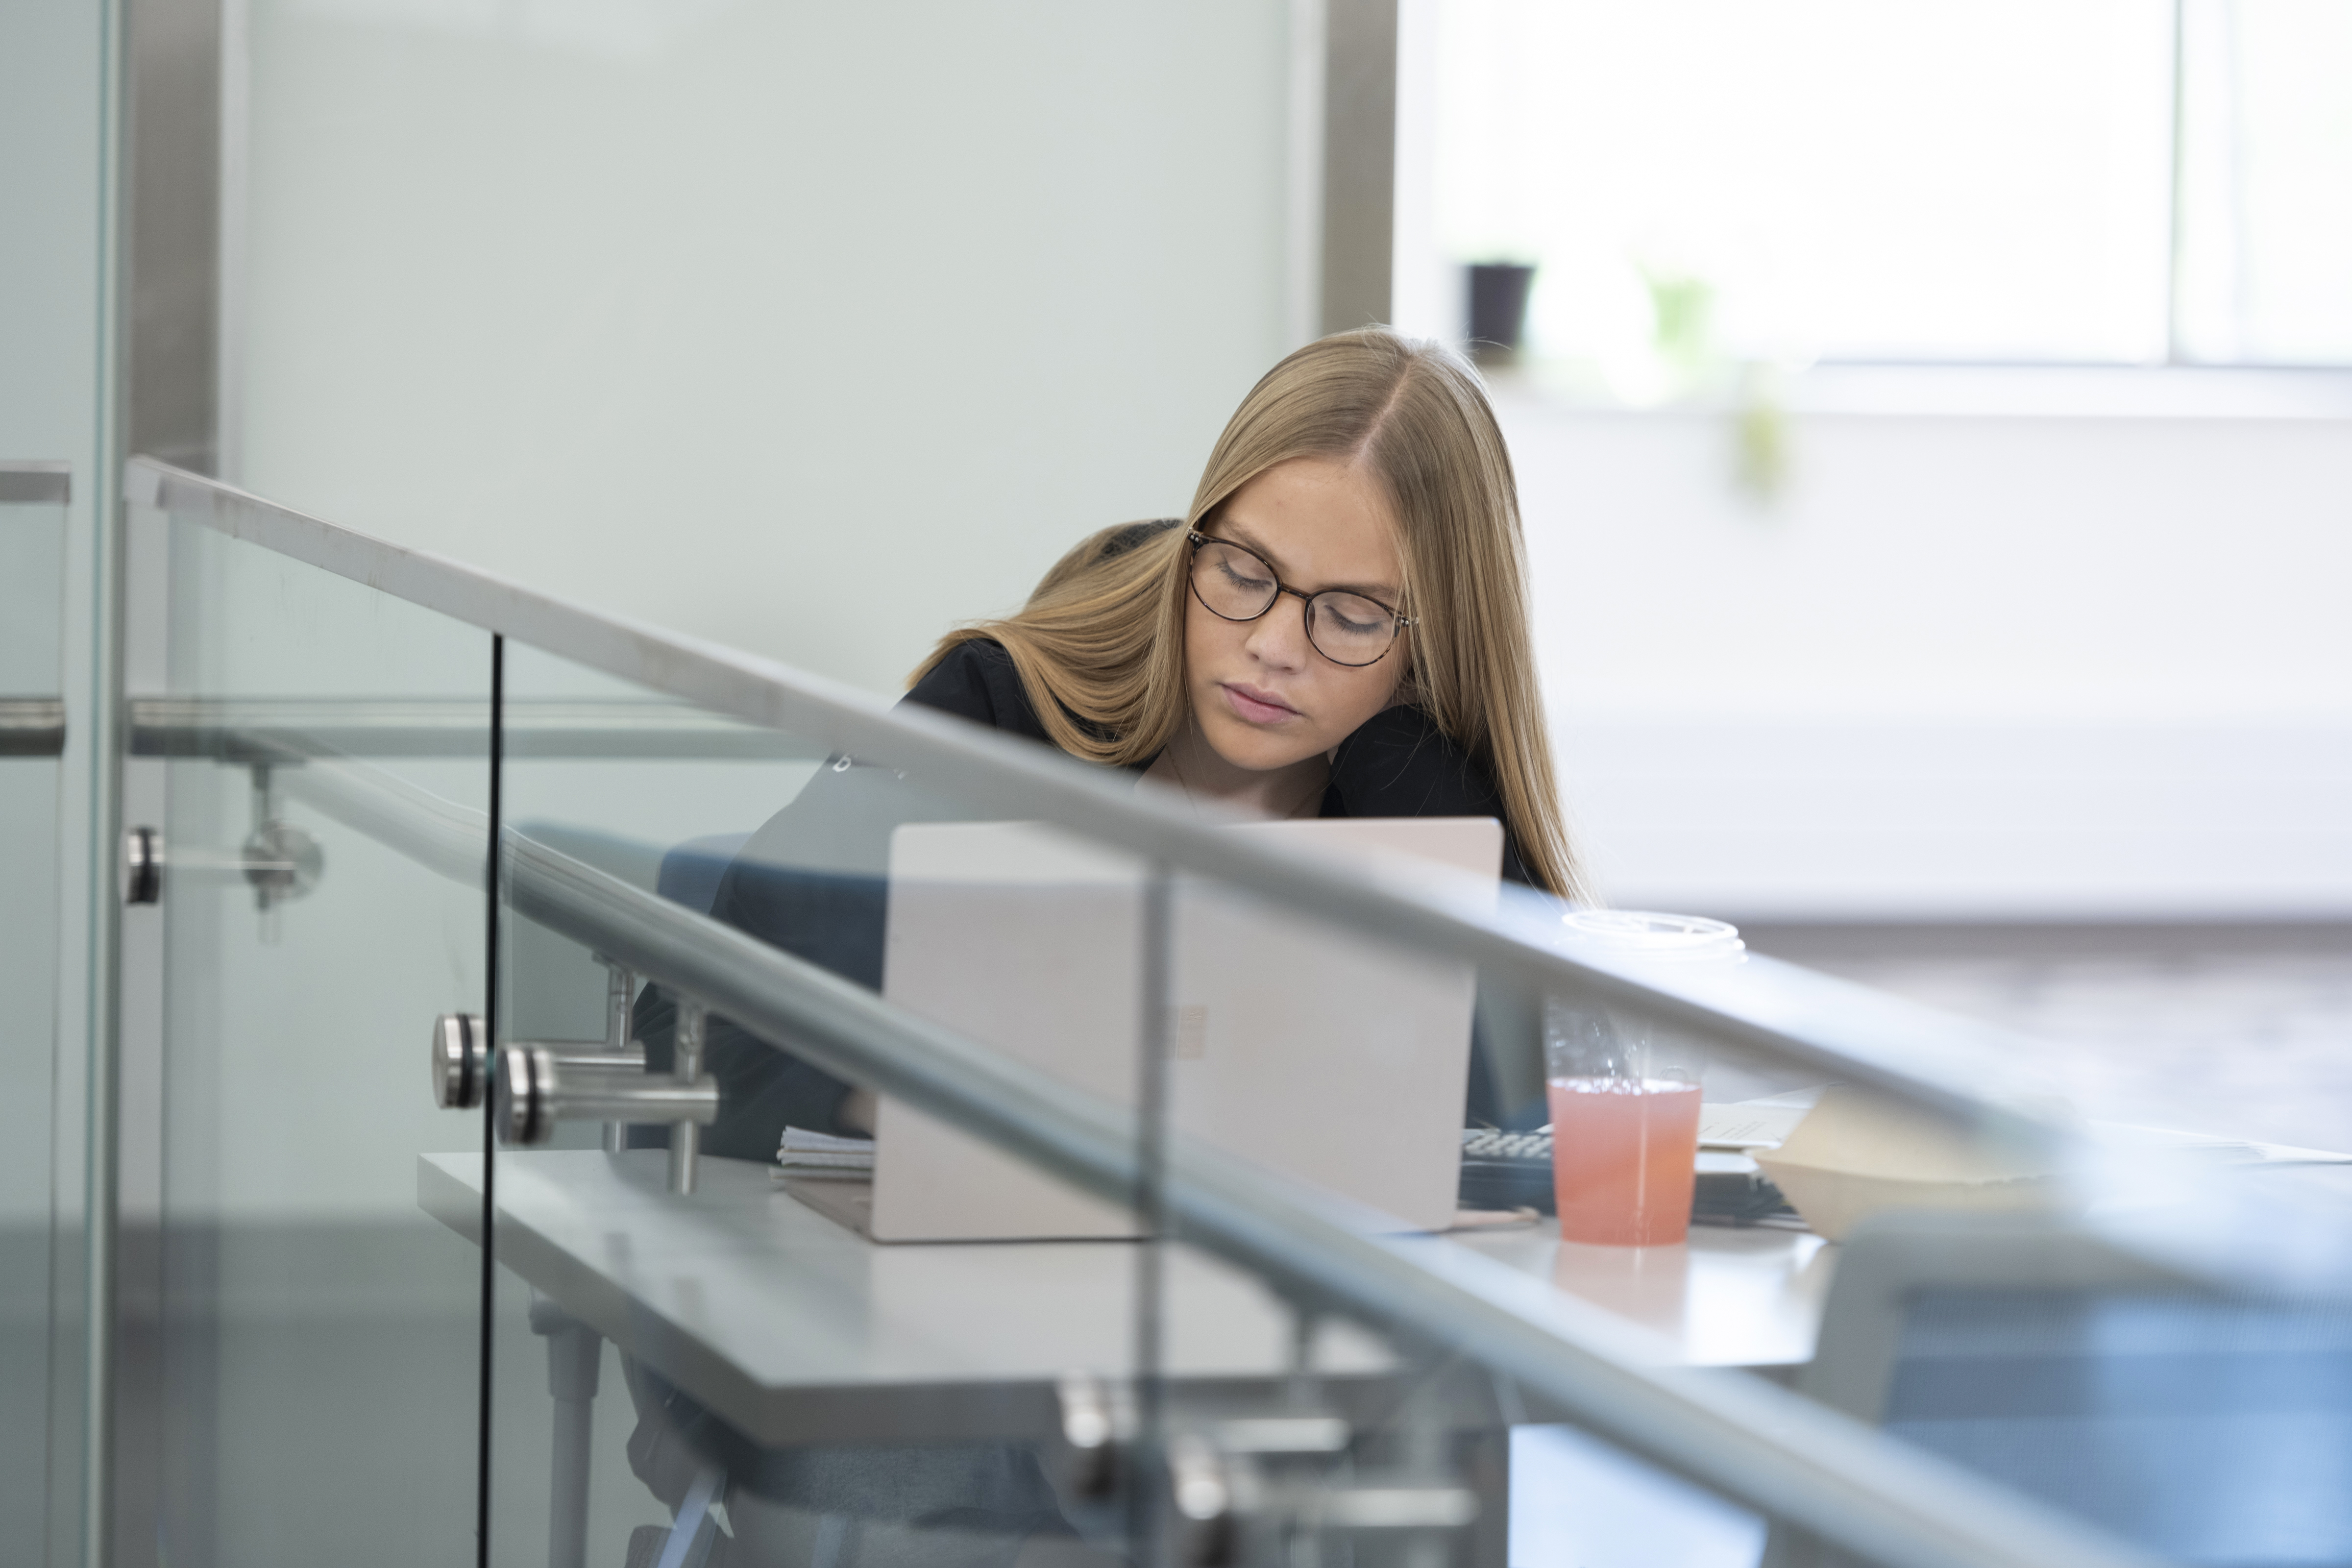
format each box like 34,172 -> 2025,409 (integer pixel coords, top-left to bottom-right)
1545,912 -> 1744,1247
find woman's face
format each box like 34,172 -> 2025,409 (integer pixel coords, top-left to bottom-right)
1184,457 -> 1411,774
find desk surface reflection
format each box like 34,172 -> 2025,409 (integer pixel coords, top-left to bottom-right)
419,1149 -> 1834,1447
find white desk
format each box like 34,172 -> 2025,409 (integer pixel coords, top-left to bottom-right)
421,1150 -> 1400,1446
419,1149 -> 1833,1447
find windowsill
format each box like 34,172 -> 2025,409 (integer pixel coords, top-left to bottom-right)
1484,362 -> 2352,421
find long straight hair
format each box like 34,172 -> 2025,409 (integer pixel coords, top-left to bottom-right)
913,329 -> 1584,901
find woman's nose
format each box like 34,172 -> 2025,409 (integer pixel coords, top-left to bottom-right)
1242,596 -> 1312,669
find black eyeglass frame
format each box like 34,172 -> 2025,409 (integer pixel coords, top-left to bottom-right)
1185,528 -> 1418,668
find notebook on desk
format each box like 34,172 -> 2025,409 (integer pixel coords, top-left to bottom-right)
787,816 -> 1503,1242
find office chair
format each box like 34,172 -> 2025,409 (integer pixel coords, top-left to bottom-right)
1770,1209 -> 2352,1568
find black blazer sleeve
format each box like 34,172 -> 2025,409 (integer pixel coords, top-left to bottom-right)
903,639 -> 1054,745
1323,706 -> 1539,888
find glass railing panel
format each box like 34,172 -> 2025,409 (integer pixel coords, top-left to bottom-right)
485,640 -> 1158,1568
0,476 -> 67,1554
128,488 -> 492,1566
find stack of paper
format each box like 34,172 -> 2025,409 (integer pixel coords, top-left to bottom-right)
1751,1086 -> 2068,1241
1698,1102 -> 1811,1151
774,1126 -> 875,1182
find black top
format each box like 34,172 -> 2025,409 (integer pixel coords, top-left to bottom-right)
634,637 -> 1530,1156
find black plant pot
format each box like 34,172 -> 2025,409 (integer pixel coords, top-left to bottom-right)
1467,262 -> 1536,362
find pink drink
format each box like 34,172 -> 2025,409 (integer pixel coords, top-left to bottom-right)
1548,1077 -> 1703,1246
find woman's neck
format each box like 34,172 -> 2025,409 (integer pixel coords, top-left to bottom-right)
1148,723 -> 1328,820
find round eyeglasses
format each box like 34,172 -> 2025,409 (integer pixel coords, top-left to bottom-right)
1186,530 -> 1415,667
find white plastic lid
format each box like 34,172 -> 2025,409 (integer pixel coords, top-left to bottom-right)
1559,908 -> 1745,959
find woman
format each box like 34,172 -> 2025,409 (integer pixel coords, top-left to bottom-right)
912,326 -> 1577,893
660,328 -> 1582,1148
672,334 -> 1580,1128
624,329 -> 1577,1564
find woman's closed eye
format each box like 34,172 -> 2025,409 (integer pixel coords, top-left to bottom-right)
1218,556 -> 1274,593
1315,594 -> 1390,637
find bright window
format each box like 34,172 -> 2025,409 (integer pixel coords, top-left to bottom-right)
1428,0 -> 2352,381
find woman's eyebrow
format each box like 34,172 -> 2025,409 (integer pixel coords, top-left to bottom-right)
1221,523 -> 1401,601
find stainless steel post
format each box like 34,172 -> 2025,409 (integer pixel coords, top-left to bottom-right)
602,960 -> 634,1153
670,998 -> 706,1195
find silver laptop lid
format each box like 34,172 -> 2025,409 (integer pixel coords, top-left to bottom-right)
871,817 -> 1501,1242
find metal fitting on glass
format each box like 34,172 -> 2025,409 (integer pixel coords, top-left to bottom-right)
121,816 -> 321,914
597,958 -> 636,1154
490,989 -> 719,1196
1056,1371 -> 1135,1500
243,764 -> 321,917
430,1013 -> 649,1114
431,1013 -> 491,1109
242,818 -> 322,908
493,1044 -> 712,1147
1167,1431 -> 1251,1568
1159,1416 -> 1476,1567
667,997 -> 709,1195
124,826 -> 163,905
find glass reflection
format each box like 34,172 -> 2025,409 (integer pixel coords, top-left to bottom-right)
0,489 -> 65,1552
140,505 -> 490,1567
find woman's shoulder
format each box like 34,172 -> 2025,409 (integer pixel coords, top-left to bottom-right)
901,637 -> 1054,745
1325,707 -> 1497,813
1324,707 -> 1537,884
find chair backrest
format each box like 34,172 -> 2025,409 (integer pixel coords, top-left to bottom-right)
1799,1212 -> 2189,1423
1775,1210 -> 2352,1568
656,832 -> 753,916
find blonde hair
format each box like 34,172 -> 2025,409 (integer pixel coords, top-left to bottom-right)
912,328 -> 1584,900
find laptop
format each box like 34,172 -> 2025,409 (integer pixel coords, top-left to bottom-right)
823,816 -> 1501,1242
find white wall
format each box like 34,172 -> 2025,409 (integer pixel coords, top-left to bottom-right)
1510,395 -> 2352,917
236,0 -> 1302,696
1394,0 -> 2352,921
198,0 -> 1309,1221
0,5 -> 108,1547
237,3 -> 2352,921
0,0 -> 108,1231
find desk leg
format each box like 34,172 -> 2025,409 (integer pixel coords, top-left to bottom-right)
531,1296 -> 603,1568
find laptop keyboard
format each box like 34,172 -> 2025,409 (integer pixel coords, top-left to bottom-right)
1457,1125 -> 1800,1227
1461,1127 -> 1551,1162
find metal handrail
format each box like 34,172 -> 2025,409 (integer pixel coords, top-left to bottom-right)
266,747 -> 2154,1568
127,455 -> 2068,1136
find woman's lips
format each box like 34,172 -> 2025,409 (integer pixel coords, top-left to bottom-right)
1220,683 -> 1300,725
